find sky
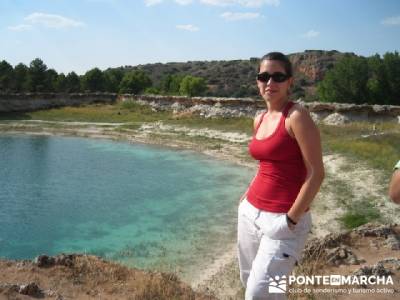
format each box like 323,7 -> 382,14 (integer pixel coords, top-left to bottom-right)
1,0 -> 399,75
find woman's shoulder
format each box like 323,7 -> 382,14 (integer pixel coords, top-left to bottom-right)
287,102 -> 317,130
288,102 -> 311,119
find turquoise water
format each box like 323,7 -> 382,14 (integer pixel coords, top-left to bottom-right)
0,135 -> 252,277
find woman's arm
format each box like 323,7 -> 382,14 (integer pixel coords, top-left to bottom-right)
389,169 -> 400,204
287,106 -> 325,223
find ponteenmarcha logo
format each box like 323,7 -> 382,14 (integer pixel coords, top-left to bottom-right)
267,274 -> 394,294
268,275 -> 287,293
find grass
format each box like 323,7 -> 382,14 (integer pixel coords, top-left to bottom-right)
338,199 -> 381,229
0,102 -> 172,123
0,101 -> 253,131
165,115 -> 253,134
320,122 -> 400,174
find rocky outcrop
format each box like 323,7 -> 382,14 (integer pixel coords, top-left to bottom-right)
0,92 -> 117,113
120,94 -> 400,125
290,50 -> 346,82
1,92 -> 399,125
302,223 -> 400,267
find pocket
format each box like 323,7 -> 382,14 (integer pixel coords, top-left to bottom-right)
293,212 -> 312,235
265,252 -> 297,278
256,213 -> 295,240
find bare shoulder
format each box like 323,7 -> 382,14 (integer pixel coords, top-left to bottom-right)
287,102 -> 314,125
288,102 -> 310,117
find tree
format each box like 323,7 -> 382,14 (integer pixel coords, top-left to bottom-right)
317,55 -> 369,104
45,69 -> 59,92
65,72 -> 81,92
0,60 -> 14,92
55,73 -> 68,92
179,75 -> 207,97
81,68 -> 105,92
382,51 -> 400,104
27,58 -> 48,92
318,51 -> 400,105
13,63 -> 29,92
119,70 -> 152,94
366,54 -> 389,104
103,68 -> 124,92
160,74 -> 184,94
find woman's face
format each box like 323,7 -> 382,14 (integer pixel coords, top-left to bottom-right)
257,59 -> 292,103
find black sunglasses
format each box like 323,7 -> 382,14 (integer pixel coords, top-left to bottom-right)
256,72 -> 290,83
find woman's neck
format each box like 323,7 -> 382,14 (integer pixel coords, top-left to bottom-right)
266,97 -> 290,113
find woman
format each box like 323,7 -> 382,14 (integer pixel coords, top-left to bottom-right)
389,160 -> 400,204
237,52 -> 325,299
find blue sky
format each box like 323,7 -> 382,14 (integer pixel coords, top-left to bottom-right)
1,0 -> 399,75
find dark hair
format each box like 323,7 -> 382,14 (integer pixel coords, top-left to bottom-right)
259,52 -> 293,77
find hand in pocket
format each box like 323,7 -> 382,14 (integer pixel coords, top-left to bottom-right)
257,214 -> 295,240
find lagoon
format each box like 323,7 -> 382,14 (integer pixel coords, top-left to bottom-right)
0,135 -> 253,278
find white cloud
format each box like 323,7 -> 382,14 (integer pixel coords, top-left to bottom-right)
24,12 -> 85,29
176,24 -> 199,31
8,24 -> 33,31
200,0 -> 232,5
174,0 -> 193,4
144,0 -> 163,6
200,0 -> 279,7
300,30 -> 320,39
381,16 -> 400,26
240,0 -> 279,6
221,11 -> 260,21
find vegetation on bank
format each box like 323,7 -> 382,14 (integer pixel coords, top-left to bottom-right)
320,122 -> 400,174
0,58 -> 207,97
317,51 -> 400,105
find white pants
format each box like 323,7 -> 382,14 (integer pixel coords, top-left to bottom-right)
237,198 -> 311,300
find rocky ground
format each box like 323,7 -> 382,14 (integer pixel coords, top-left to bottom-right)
1,223 -> 398,300
0,120 -> 399,299
0,254 -> 215,300
195,223 -> 400,300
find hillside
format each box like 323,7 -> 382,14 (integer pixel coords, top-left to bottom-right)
123,50 -> 349,99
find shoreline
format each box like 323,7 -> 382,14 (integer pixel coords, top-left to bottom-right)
0,120 -> 256,169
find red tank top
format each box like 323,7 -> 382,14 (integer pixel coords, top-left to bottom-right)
247,101 -> 306,213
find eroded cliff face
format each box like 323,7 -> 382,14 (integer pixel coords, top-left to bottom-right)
1,93 -> 399,125
289,50 -> 346,82
121,94 -> 400,125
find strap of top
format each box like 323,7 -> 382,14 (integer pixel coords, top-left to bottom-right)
254,111 -> 267,133
282,101 -> 294,118
254,101 -> 294,135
